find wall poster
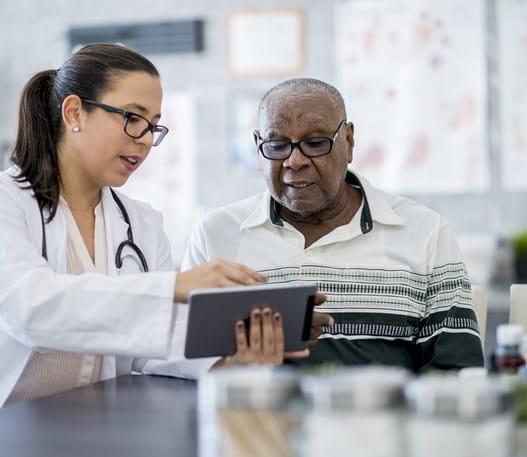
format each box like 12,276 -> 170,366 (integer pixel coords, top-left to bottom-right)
335,0 -> 489,194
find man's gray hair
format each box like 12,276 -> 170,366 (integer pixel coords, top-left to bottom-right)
257,78 -> 347,121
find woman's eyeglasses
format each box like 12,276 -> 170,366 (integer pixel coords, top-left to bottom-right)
81,99 -> 169,147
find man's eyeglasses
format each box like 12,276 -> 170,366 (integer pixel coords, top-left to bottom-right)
256,120 -> 346,160
81,99 -> 169,147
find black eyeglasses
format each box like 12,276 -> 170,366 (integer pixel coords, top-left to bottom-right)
81,99 -> 169,147
256,120 -> 346,160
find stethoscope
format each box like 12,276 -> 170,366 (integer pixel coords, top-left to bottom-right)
39,189 -> 149,272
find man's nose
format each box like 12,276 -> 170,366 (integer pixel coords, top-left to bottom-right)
283,143 -> 310,169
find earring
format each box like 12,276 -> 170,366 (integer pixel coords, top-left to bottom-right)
72,127 -> 80,133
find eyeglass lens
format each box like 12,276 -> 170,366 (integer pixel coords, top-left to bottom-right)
124,114 -> 166,146
261,137 -> 332,159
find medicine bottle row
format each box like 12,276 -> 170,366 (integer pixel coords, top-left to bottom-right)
198,365 -> 518,457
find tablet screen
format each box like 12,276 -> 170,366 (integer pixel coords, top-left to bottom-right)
184,282 -> 317,358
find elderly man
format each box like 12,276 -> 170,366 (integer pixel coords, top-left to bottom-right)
182,78 -> 484,371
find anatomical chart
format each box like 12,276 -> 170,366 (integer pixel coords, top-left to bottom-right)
335,0 -> 489,193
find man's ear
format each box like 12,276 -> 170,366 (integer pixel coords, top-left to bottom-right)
345,121 -> 355,163
62,95 -> 84,132
254,130 -> 263,172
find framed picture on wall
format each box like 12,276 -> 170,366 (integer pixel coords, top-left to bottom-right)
227,8 -> 304,77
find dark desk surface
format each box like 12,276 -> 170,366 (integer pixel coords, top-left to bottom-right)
0,375 -> 197,457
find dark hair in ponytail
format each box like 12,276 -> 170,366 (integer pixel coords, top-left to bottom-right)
11,44 -> 159,221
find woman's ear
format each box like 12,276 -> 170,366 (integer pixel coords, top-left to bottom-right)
61,95 -> 84,133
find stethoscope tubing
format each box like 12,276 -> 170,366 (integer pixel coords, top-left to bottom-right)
39,189 -> 149,272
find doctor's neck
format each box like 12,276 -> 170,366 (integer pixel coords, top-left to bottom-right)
58,154 -> 102,213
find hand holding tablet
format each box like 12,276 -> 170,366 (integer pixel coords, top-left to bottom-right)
184,282 -> 318,359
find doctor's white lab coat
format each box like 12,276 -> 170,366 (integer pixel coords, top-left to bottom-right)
0,168 -> 178,406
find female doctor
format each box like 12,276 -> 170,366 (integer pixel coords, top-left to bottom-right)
0,44 -> 296,407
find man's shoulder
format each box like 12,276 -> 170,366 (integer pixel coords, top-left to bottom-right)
385,191 -> 439,216
352,171 -> 444,230
201,192 -> 266,228
377,187 -> 443,228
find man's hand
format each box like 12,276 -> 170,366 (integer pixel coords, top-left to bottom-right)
174,259 -> 263,303
309,292 -> 334,347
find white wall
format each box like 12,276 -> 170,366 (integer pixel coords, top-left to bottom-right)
1,0 -> 526,275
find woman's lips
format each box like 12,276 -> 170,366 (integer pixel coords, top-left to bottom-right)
120,155 -> 141,171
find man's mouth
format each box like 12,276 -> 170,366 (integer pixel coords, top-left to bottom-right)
285,182 -> 314,189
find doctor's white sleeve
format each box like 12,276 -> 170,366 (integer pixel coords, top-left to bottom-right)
0,177 -> 176,359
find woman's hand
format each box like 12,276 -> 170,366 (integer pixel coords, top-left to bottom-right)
213,307 -> 309,369
174,259 -> 263,303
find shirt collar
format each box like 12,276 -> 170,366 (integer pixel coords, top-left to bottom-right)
348,170 -> 404,228
240,170 -> 404,231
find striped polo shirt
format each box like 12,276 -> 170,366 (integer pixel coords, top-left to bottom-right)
181,171 -> 484,372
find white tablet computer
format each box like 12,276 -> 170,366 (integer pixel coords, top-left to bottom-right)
184,282 -> 317,358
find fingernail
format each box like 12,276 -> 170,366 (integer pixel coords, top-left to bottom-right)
263,309 -> 271,318
274,314 -> 280,321
236,321 -> 244,329
253,311 -> 260,319
329,317 -> 335,326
